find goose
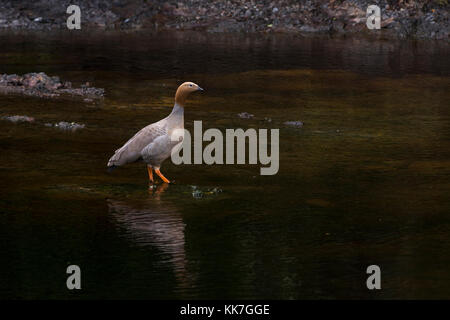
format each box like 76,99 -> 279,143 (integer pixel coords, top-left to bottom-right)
107,82 -> 203,183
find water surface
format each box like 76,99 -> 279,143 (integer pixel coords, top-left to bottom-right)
0,31 -> 449,299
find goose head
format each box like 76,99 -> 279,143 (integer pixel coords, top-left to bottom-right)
175,82 -> 203,106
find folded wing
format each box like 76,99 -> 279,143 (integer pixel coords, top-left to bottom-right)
107,121 -> 167,168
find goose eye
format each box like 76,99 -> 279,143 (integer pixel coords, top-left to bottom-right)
189,84 -> 193,87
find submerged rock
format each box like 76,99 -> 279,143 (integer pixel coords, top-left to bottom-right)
284,121 -> 303,128
191,185 -> 223,199
191,186 -> 203,199
0,0 -> 447,39
45,121 -> 86,131
52,121 -> 86,131
1,115 -> 35,123
2,115 -> 85,131
237,112 -> 254,119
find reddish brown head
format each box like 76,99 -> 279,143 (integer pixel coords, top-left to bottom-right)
174,82 -> 203,106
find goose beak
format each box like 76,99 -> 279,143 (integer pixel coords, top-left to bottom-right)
197,86 -> 204,91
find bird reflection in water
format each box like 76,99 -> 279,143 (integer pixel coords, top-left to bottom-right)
107,183 -> 193,288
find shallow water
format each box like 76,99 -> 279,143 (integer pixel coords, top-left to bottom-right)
0,31 -> 449,299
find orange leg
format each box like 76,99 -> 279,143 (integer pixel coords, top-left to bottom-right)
147,165 -> 154,183
155,168 -> 170,184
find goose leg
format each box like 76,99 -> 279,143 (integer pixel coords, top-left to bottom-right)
155,168 -> 170,184
147,165 -> 154,183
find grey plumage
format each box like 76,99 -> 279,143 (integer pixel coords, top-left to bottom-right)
107,104 -> 184,170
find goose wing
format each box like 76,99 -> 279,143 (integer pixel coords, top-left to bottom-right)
107,121 -> 167,167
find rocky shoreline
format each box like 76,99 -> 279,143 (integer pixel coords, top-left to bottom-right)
0,0 -> 448,40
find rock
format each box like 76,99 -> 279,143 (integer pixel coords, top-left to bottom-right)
191,186 -> 203,198
54,121 -> 85,131
0,72 -> 104,99
381,17 -> 395,28
1,115 -> 35,123
207,187 -> 222,195
237,112 -> 254,119
284,121 -> 303,128
191,185 -> 222,198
